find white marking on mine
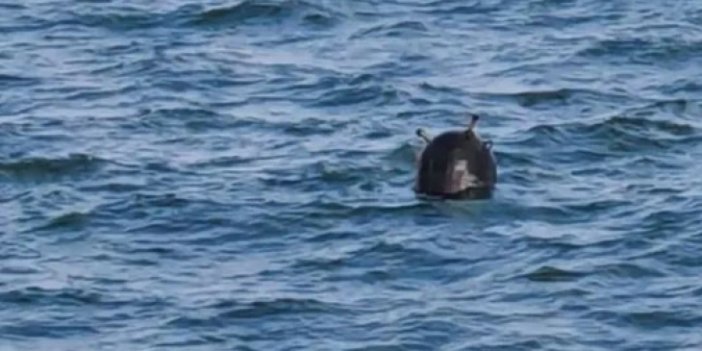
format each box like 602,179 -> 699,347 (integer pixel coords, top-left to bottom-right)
454,160 -> 479,190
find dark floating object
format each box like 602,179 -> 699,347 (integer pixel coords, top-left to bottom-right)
414,114 -> 497,200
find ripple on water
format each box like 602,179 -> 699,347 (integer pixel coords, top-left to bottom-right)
3,0 -> 702,350
193,0 -> 340,29
0,154 -> 104,182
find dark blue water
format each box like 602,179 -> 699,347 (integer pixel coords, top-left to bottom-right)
2,1 -> 702,350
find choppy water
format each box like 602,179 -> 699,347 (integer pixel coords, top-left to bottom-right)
2,0 -> 702,350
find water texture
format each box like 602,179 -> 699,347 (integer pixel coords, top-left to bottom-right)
2,0 -> 702,350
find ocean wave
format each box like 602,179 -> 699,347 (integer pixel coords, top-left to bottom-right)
0,3 -> 24,10
1,286 -> 104,306
596,262 -> 666,279
66,9 -> 161,31
586,309 -> 702,330
515,114 -> 699,155
166,297 -> 345,328
193,0 -> 340,29
328,240 -> 467,271
309,83 -> 408,107
15,1 -> 341,33
577,32 -> 702,63
33,211 -> 90,232
350,20 -> 429,40
261,72 -> 411,107
0,154 -> 104,182
419,0 -> 502,15
4,0 -> 702,349
0,74 -> 40,88
521,265 -> 585,282
477,88 -> 603,108
123,107 -> 229,132
1,323 -> 99,338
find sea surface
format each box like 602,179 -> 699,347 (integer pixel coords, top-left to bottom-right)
2,0 -> 702,350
